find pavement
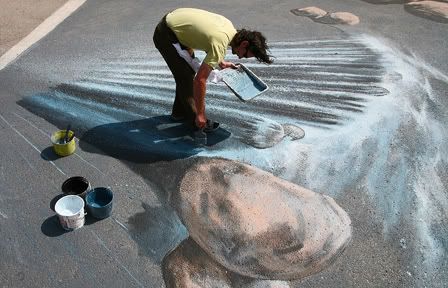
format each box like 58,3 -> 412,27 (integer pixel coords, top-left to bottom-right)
0,0 -> 68,56
0,1 -> 447,288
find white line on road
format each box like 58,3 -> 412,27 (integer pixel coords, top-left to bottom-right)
0,0 -> 87,71
0,211 -> 8,219
0,113 -> 66,176
13,112 -> 106,176
91,231 -> 145,288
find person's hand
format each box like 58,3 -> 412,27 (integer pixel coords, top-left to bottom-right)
219,61 -> 238,69
195,113 -> 207,129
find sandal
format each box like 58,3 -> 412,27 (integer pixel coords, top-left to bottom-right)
203,119 -> 220,133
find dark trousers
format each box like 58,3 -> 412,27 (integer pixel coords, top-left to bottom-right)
153,16 -> 196,123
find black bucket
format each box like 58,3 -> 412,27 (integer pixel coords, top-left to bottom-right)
61,176 -> 91,199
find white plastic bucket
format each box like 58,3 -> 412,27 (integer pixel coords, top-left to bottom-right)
54,195 -> 85,230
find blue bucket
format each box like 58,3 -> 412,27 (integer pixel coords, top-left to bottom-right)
86,187 -> 113,219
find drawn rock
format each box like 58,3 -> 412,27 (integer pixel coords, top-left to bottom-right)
290,6 -> 328,18
314,12 -> 361,25
404,1 -> 448,23
235,279 -> 291,288
238,117 -> 284,149
362,0 -> 413,3
175,157 -> 352,280
162,237 -> 233,288
162,237 -> 291,288
282,124 -> 305,140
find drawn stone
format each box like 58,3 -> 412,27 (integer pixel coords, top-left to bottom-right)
162,237 -> 233,288
234,279 -> 291,288
290,7 -> 328,18
282,124 -> 305,140
314,12 -> 361,25
404,1 -> 448,23
362,0 -> 413,3
238,117 -> 285,149
162,237 -> 291,288
174,157 -> 352,280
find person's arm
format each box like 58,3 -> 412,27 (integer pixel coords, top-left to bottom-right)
194,62 -> 212,129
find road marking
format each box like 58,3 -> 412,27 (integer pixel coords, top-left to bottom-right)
0,211 -> 8,219
0,0 -> 87,71
0,113 -> 66,176
13,112 -> 106,176
91,231 -> 145,288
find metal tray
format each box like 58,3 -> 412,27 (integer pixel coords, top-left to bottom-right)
220,63 -> 269,102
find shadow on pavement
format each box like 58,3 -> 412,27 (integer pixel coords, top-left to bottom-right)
79,116 -> 231,164
41,215 -> 68,237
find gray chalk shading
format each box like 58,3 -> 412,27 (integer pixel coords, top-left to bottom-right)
19,36 -> 393,150
127,202 -> 187,263
173,157 -> 352,280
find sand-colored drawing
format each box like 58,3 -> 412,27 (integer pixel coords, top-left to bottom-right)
172,157 -> 351,282
362,0 -> 448,22
294,2 -> 448,24
291,7 -> 360,25
404,1 -> 448,22
163,237 -> 291,288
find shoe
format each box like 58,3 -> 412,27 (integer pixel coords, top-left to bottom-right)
203,119 -> 219,133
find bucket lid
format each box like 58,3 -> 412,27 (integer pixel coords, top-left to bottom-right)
55,195 -> 84,216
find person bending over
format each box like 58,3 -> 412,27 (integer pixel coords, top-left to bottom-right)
153,8 -> 273,130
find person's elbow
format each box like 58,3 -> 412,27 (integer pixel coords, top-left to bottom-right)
194,63 -> 212,86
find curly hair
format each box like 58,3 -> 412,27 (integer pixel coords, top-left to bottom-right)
230,29 -> 273,64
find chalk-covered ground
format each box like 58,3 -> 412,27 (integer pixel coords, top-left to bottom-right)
1,0 -> 447,287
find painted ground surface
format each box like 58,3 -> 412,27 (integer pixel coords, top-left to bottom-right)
1,0 -> 448,287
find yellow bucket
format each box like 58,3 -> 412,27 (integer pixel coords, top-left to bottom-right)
51,130 -> 76,156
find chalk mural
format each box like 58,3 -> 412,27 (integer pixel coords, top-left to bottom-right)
20,34 -> 448,286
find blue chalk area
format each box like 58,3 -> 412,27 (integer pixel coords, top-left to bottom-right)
78,116 -> 230,163
18,90 -> 231,164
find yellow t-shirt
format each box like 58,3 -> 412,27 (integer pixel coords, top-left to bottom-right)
166,8 -> 237,69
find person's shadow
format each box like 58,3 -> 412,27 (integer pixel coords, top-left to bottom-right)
79,115 -> 231,163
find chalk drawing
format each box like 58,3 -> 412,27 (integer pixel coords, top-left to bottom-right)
18,35 -> 448,285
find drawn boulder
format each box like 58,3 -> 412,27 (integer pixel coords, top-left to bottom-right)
162,237 -> 291,288
174,157 -> 352,280
162,237 -> 233,288
314,12 -> 361,25
290,6 -> 328,18
404,1 -> 448,23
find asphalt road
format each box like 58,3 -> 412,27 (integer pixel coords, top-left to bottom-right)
0,0 -> 447,287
